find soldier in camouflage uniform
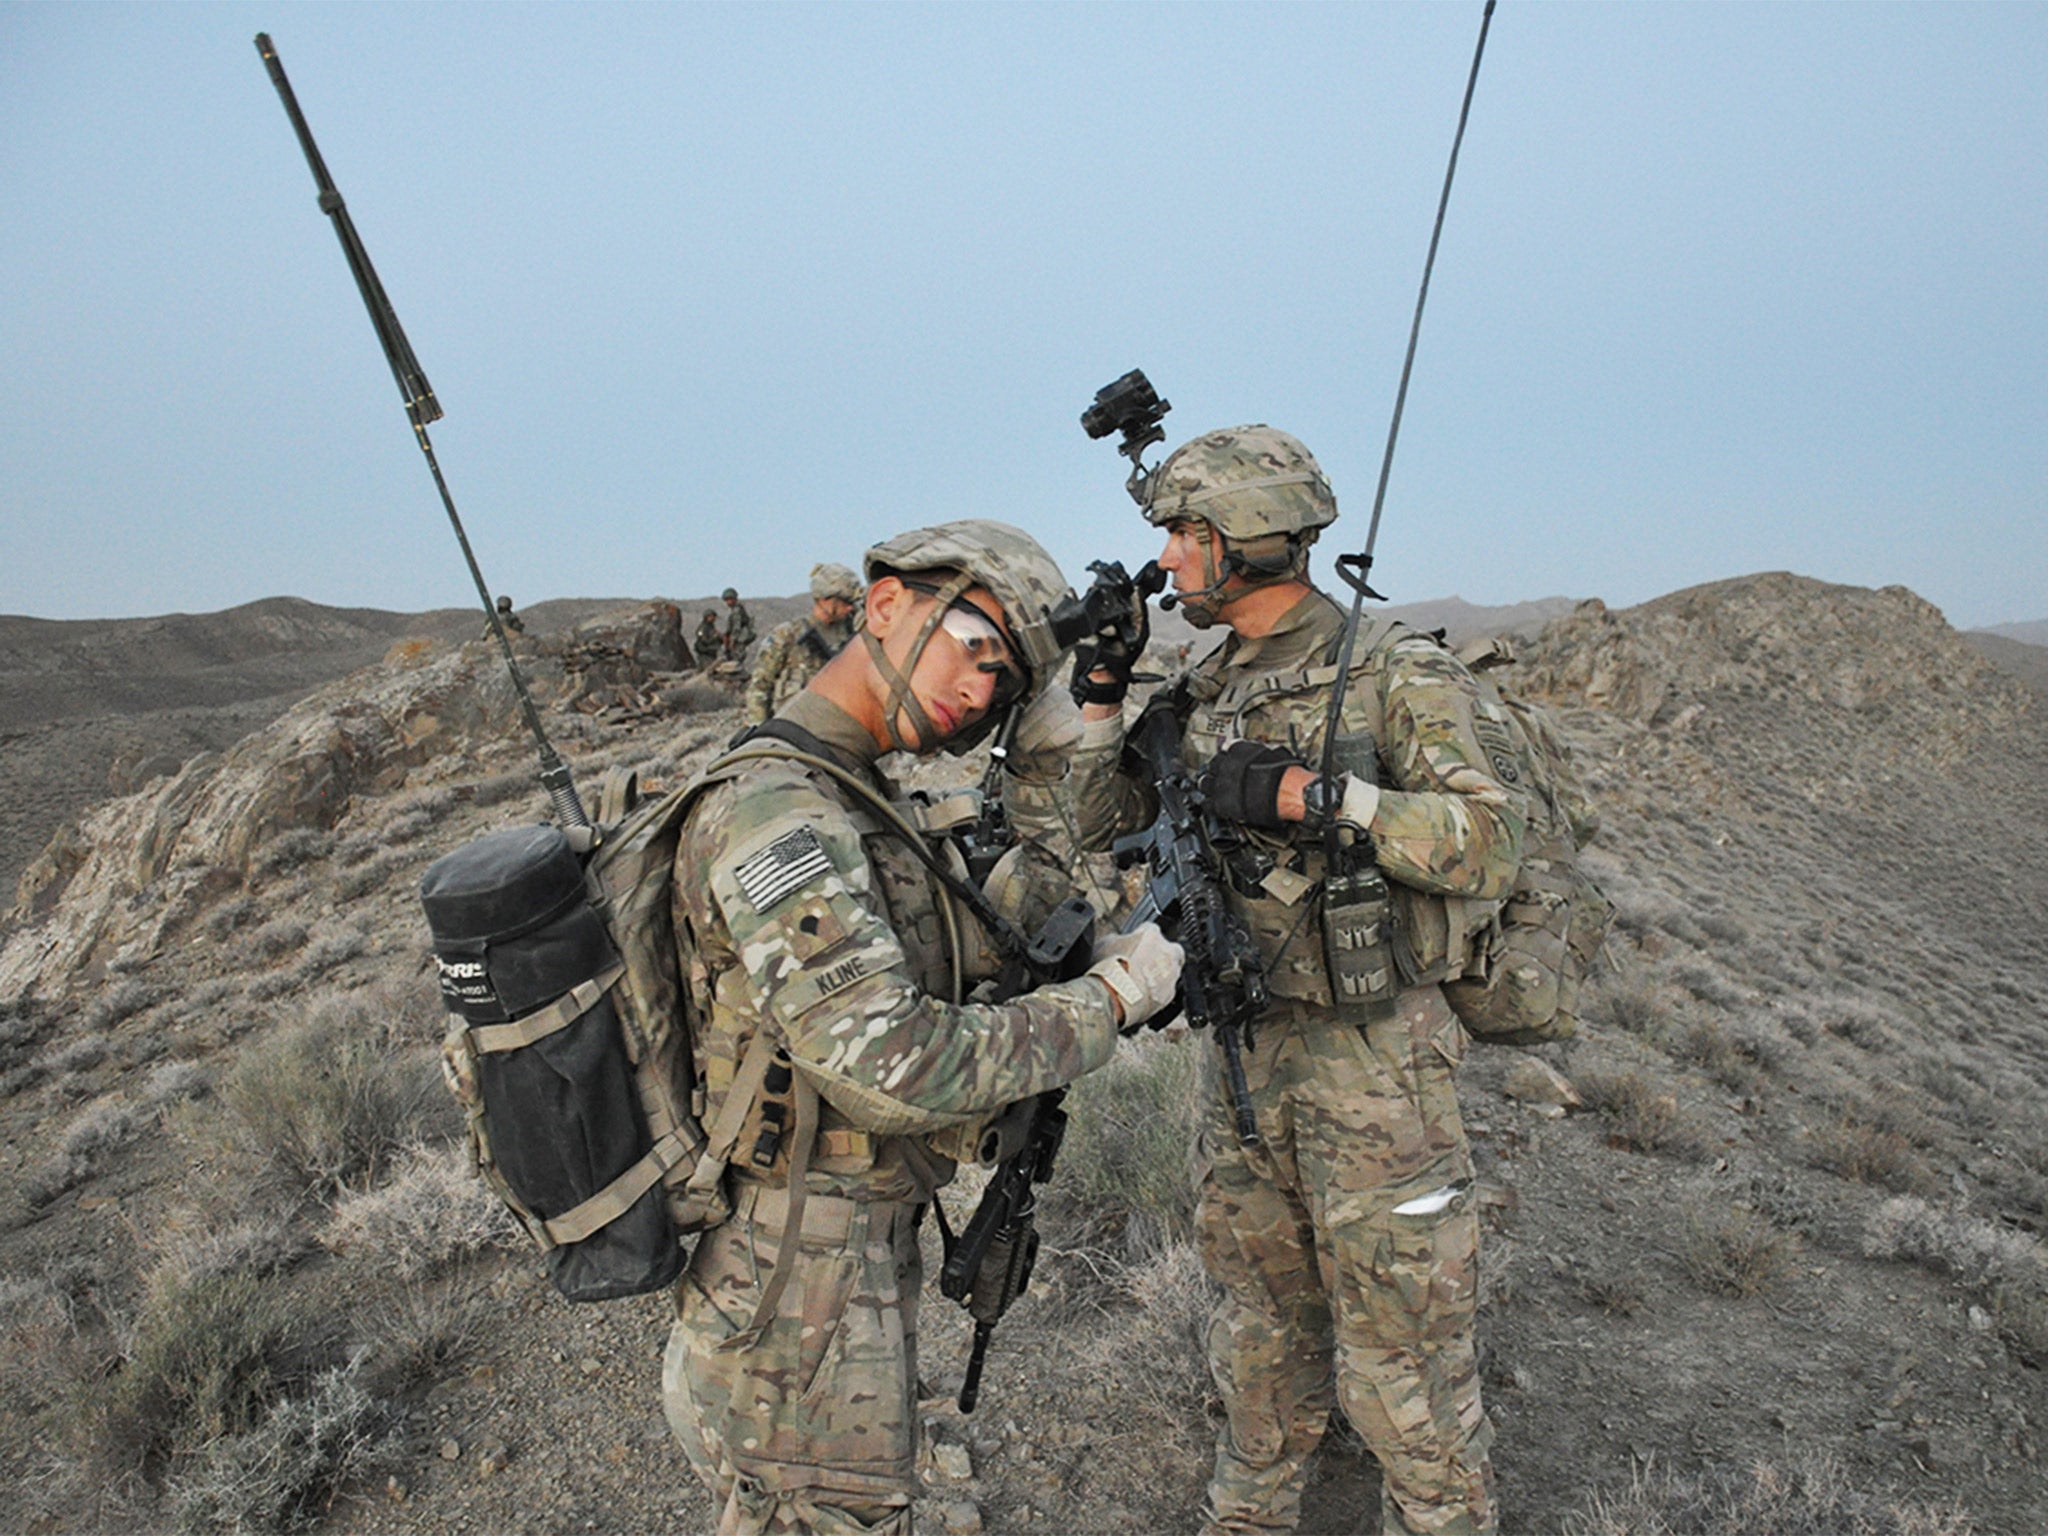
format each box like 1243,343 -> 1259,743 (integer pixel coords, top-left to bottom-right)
1076,427 -> 1524,1536
696,609 -> 724,669
745,562 -> 863,724
663,519 -> 1185,1535
721,586 -> 758,663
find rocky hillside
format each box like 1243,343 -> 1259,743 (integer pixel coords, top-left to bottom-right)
1,575 -> 2044,1535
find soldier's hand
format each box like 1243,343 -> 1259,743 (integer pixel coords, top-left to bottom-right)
1200,740 -> 1304,830
1087,923 -> 1185,1032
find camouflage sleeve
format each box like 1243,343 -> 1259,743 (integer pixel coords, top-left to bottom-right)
1361,638 -> 1526,899
689,768 -> 1119,1137
743,621 -> 797,723
1001,689 -> 1147,856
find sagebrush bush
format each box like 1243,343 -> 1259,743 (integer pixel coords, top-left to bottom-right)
92,1271 -> 333,1484
360,1279 -> 496,1393
211,993 -> 444,1194
254,828 -> 333,881
84,978 -> 157,1030
322,1142 -> 518,1277
247,918 -> 309,964
1588,971 -> 1680,1041
145,1210 -> 310,1307
1863,1195 -> 2048,1296
165,1354 -> 393,1535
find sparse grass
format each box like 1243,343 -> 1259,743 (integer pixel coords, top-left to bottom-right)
359,1276 -> 497,1393
145,1209 -> 311,1304
144,1060 -> 211,1107
1678,1200 -> 1799,1298
1046,1035 -> 1200,1262
1562,1449 -> 1975,1535
334,847 -> 416,902
207,897 -> 262,939
469,769 -> 534,807
322,1142 -> 519,1277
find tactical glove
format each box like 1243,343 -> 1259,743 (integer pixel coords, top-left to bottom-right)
1200,740 -> 1303,830
1005,683 -> 1086,783
1086,923 -> 1185,1031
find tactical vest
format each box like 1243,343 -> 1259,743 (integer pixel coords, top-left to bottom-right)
1175,618 -> 1508,1010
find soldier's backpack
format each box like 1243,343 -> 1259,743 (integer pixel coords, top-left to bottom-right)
422,766 -> 780,1303
1440,636 -> 1613,1045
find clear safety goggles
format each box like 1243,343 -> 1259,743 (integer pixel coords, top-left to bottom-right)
903,580 -> 1029,708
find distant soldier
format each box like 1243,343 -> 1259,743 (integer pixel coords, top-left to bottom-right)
743,562 -> 862,724
694,609 -> 722,669
720,586 -> 756,662
486,593 -> 525,637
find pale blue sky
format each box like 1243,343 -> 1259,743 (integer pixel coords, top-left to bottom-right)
3,2 -> 2042,628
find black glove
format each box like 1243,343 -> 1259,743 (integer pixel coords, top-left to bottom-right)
1200,740 -> 1304,830
1070,639 -> 1135,706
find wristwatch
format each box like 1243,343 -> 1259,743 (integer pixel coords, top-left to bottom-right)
1299,773 -> 1342,835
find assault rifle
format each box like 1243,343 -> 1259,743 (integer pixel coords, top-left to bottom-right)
939,1090 -> 1066,1412
1116,704 -> 1269,1147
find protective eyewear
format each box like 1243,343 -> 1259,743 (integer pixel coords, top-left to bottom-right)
903,581 -> 1029,707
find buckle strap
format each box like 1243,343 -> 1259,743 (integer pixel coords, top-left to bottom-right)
467,963 -> 625,1054
538,1128 -> 693,1248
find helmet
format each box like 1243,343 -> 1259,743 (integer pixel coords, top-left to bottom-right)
808,562 -> 862,603
1141,425 -> 1337,538
722,586 -> 739,601
495,595 -> 513,612
863,519 -> 1076,686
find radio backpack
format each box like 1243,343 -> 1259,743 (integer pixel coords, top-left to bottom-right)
421,766 -> 778,1303
1440,637 -> 1614,1046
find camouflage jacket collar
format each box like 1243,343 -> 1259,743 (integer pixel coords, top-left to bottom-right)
778,689 -> 883,779
1218,586 -> 1347,675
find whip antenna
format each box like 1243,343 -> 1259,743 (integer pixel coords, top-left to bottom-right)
254,33 -> 589,829
1321,1 -> 1497,774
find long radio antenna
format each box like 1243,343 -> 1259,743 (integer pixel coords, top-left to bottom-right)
254,33 -> 589,829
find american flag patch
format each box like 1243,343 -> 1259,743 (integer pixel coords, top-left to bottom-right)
734,826 -> 832,912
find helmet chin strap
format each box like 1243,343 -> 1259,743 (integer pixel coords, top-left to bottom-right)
863,571 -> 976,753
1162,534 -> 1302,629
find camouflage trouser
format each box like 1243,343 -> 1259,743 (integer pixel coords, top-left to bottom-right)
1195,990 -> 1496,1536
664,1188 -> 924,1535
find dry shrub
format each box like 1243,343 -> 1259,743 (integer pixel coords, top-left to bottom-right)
1862,1195 -> 2048,1296
247,918 -> 309,964
1807,1115 -> 1930,1194
166,1353 -> 394,1534
83,978 -> 157,1031
1576,1067 -> 1714,1160
1678,1202 -> 1798,1298
253,828 -> 333,881
1563,1449 -> 1975,1535
211,991 -> 444,1195
469,769 -> 533,807
1674,1018 -> 1765,1093
359,1278 -> 497,1393
143,1060 -> 210,1108
145,1209 -> 311,1307
322,1142 -> 519,1277
1588,970 -> 1681,1041
1046,1035 -> 1200,1261
91,1271 -> 335,1486
334,847 -> 413,902
1053,1240 -> 1220,1514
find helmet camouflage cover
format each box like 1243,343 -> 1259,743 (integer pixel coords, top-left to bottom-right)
862,518 -> 1076,686
808,562 -> 863,602
721,586 -> 739,601
1141,424 -> 1338,539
